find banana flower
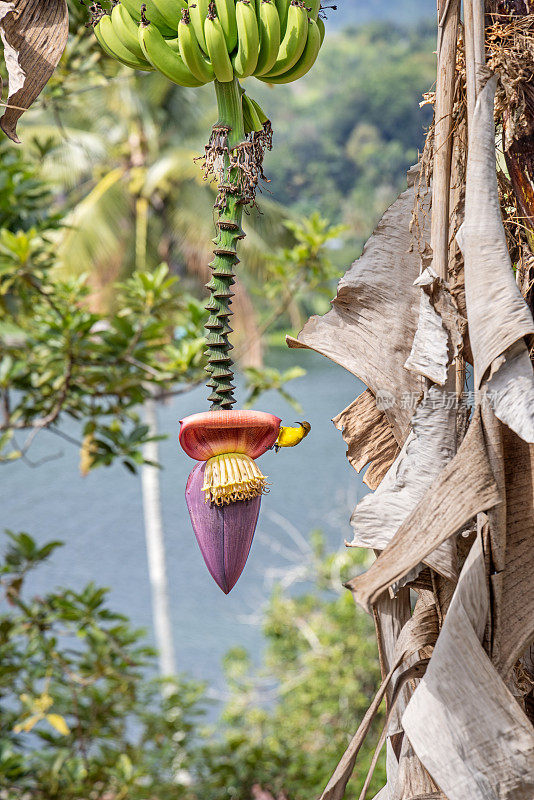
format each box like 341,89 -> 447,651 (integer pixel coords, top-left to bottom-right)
180,410 -> 281,592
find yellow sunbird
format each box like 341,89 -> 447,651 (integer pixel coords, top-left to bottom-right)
274,421 -> 311,452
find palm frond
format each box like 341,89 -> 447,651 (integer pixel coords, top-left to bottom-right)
17,122 -> 109,190
55,167 -> 131,279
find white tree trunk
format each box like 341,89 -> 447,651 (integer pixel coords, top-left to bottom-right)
141,395 -> 176,676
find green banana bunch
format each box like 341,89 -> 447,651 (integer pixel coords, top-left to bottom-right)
92,0 -> 325,87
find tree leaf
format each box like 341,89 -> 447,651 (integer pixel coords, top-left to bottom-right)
13,713 -> 41,733
46,714 -> 70,736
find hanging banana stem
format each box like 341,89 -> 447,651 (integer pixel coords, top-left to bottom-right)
204,77 -> 247,410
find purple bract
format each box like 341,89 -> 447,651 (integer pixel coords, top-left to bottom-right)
185,462 -> 261,594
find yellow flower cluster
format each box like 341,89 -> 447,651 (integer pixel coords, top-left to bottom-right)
202,452 -> 269,505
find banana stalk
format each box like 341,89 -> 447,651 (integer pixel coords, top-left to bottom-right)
205,77 -> 247,410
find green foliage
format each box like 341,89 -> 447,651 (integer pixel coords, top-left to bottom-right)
0,137 -> 205,469
264,213 -> 343,301
194,535 -> 385,799
0,532 -> 384,799
243,366 -> 306,412
0,532 -> 206,799
253,22 -> 435,253
253,213 -> 343,339
0,143 -> 57,233
0,230 -> 207,469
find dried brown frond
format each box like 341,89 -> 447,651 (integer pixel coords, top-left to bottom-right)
413,17 -> 534,312
197,123 -> 271,209
412,26 -> 468,260
195,125 -> 230,187
249,120 -> 273,185
228,141 -> 264,205
486,14 -> 534,146
87,3 -> 106,25
411,122 -> 433,256
448,114 -> 468,321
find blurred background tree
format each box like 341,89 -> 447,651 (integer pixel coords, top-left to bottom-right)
0,138 -> 208,470
195,534 -> 383,799
0,531 -> 381,799
0,532 -> 206,799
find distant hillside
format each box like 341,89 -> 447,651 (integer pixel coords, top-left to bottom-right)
330,0 -> 436,28
254,21 -> 436,261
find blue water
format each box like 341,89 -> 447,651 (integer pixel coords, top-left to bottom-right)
2,350 -> 368,697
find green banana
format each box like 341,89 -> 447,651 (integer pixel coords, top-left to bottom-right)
247,96 -> 263,131
139,21 -> 204,85
259,16 -> 321,83
317,15 -> 325,44
260,0 -> 307,78
151,0 -> 188,29
95,13 -> 153,70
121,0 -> 176,36
94,17 -> 122,61
233,0 -> 259,79
274,0 -> 289,36
187,0 -> 210,52
215,0 -> 238,53
178,11 -> 214,83
204,13 -> 234,82
119,0 -> 142,22
110,3 -> 145,61
254,0 -> 280,75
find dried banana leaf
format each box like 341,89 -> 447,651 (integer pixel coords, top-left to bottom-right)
402,536 -> 534,800
333,390 -> 399,490
346,407 -> 501,613
404,267 -> 467,385
347,385 -> 458,584
458,75 -> 534,441
0,0 -> 68,142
